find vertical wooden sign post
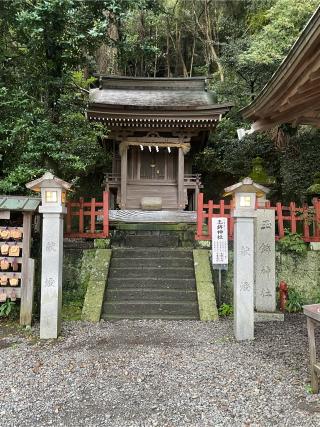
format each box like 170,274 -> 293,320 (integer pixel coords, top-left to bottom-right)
26,172 -> 71,339
212,217 -> 228,305
224,178 -> 269,341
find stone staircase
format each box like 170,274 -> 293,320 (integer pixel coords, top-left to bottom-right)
102,245 -> 199,320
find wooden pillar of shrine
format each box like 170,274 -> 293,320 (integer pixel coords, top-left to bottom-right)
120,143 -> 128,209
177,147 -> 185,209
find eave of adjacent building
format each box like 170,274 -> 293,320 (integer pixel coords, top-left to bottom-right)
241,6 -> 320,130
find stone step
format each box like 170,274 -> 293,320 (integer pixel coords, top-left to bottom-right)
103,301 -> 199,318
107,278 -> 196,290
105,288 -> 197,302
112,248 -> 193,259
108,267 -> 195,279
103,243 -> 198,321
123,235 -> 180,248
102,314 -> 199,321
110,257 -> 193,269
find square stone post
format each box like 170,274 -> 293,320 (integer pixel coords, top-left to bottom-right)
39,210 -> 65,338
225,177 -> 269,341
255,209 -> 276,312
233,213 -> 256,340
26,172 -> 71,339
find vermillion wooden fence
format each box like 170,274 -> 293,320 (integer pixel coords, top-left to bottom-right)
196,193 -> 320,242
65,192 -> 109,238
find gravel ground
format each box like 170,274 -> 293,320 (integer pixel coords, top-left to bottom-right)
1,315 -> 320,427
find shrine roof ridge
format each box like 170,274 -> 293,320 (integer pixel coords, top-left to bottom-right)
89,88 -> 232,111
98,76 -> 209,91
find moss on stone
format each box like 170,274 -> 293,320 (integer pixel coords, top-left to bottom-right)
214,250 -> 320,306
94,238 -> 111,249
114,223 -> 192,231
196,240 -> 211,249
62,249 -> 96,320
193,249 -> 219,321
276,251 -> 320,303
81,249 -> 112,322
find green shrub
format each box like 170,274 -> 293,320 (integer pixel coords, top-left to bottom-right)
0,299 -> 16,317
278,230 -> 307,255
218,303 -> 233,317
285,288 -> 304,313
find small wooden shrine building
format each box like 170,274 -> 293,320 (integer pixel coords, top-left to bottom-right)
242,6 -> 320,130
87,77 -> 232,211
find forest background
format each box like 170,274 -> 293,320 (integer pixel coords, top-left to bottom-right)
0,0 -> 319,203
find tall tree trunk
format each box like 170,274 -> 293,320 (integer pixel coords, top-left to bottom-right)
154,26 -> 158,77
166,32 -> 171,77
204,0 -> 224,81
192,0 -> 224,82
189,36 -> 195,77
173,23 -> 188,77
95,11 -> 119,75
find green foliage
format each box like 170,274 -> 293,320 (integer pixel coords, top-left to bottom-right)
218,303 -> 233,317
278,231 -> 307,255
305,384 -> 313,395
279,127 -> 320,202
240,0 -> 318,67
0,0 -> 126,195
306,173 -> 320,197
285,288 -> 304,313
0,299 -> 16,317
195,117 -> 280,200
0,0 -> 318,199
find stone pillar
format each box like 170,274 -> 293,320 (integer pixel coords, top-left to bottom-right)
255,209 -> 276,312
26,171 -> 71,339
224,177 -> 269,340
120,143 -> 128,209
177,147 -> 184,209
233,213 -> 256,341
39,209 -> 65,339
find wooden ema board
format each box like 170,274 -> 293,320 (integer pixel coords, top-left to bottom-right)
0,215 -> 35,326
0,226 -> 23,298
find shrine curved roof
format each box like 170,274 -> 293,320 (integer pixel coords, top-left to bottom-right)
89,88 -> 219,110
87,77 -> 232,130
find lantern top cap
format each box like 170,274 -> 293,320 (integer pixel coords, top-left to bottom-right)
223,177 -> 269,197
26,172 -> 72,192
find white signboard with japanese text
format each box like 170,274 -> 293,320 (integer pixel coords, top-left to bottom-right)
212,217 -> 228,268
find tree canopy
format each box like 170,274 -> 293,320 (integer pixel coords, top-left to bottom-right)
0,0 -> 319,202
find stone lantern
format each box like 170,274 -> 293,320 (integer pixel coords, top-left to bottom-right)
306,173 -> 320,205
26,172 -> 72,339
224,177 -> 269,341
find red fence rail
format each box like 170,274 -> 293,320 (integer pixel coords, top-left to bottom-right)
65,192 -> 109,238
196,193 -> 320,242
